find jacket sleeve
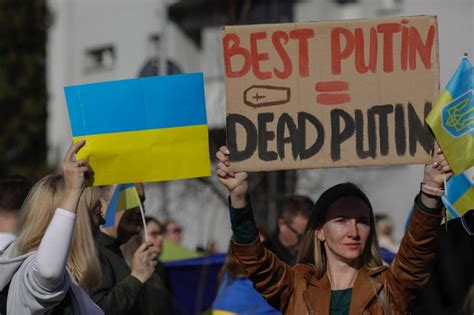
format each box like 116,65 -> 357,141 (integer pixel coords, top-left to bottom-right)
7,254 -> 71,314
90,252 -> 144,315
231,238 -> 295,311
386,202 -> 444,311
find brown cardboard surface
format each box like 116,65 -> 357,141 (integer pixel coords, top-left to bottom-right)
223,16 -> 439,172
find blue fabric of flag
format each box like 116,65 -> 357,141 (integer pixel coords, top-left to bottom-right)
65,73 -> 207,137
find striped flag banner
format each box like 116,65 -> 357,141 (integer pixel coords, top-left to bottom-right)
65,73 -> 211,185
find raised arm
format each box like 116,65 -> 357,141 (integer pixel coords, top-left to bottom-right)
34,140 -> 90,289
387,148 -> 453,311
216,146 -> 249,208
216,146 -> 295,311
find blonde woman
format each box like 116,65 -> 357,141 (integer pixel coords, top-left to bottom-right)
216,145 -> 452,315
0,141 -> 103,314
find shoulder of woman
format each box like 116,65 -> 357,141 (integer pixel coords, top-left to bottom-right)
293,263 -> 316,279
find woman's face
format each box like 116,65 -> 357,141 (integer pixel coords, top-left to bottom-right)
315,196 -> 371,265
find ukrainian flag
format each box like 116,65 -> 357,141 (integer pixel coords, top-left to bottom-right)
65,73 -> 210,185
442,168 -> 474,219
426,57 -> 474,175
103,184 -> 142,228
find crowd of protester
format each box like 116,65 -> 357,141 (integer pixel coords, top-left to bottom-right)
0,140 -> 472,315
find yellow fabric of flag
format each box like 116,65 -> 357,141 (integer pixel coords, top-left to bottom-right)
117,184 -> 141,212
426,58 -> 474,174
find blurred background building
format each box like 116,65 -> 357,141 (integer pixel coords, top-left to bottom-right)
7,0 -> 474,251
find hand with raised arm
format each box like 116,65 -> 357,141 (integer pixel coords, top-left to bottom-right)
420,147 -> 453,208
216,146 -> 249,208
35,140 -> 92,289
59,140 -> 91,213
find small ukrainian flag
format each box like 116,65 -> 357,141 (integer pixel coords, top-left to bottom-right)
426,57 -> 474,175
65,73 -> 211,185
103,184 -> 142,228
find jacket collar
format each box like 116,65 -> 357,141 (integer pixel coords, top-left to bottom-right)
98,232 -> 124,254
304,264 -> 387,313
349,266 -> 386,313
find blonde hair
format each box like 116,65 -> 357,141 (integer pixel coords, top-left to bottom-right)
16,174 -> 101,288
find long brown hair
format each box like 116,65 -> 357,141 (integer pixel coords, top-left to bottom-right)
296,182 -> 390,314
16,174 -> 101,288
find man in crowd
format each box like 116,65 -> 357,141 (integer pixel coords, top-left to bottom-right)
264,195 -> 312,265
91,183 -> 171,315
0,176 -> 32,255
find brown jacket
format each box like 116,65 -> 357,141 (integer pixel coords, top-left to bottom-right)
231,205 -> 444,314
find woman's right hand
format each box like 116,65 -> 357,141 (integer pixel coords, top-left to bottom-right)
216,146 -> 248,208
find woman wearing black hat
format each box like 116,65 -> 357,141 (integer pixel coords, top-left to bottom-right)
216,145 -> 452,315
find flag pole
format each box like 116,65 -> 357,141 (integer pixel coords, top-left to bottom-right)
139,203 -> 149,243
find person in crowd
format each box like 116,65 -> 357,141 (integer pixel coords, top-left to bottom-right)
121,216 -> 173,315
0,176 -> 32,255
413,209 -> 474,315
163,219 -> 183,245
0,140 -> 103,314
212,252 -> 282,315
91,183 -> 166,315
212,225 -> 281,315
144,216 -> 165,255
374,214 -> 399,264
264,195 -> 312,265
216,145 -> 452,314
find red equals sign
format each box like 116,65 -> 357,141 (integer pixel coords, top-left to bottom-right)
315,81 -> 351,105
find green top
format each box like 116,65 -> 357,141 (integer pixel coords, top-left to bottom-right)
330,288 -> 352,315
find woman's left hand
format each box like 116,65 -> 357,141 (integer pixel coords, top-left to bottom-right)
422,147 -> 453,189
62,140 -> 90,194
59,140 -> 91,213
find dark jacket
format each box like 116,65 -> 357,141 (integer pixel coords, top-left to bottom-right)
413,211 -> 474,315
91,233 -> 172,315
232,205 -> 444,314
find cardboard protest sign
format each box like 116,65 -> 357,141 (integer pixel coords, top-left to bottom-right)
223,16 -> 439,172
65,73 -> 211,185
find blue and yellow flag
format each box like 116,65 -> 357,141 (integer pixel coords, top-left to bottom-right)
103,184 -> 142,228
65,73 -> 211,185
442,168 -> 474,219
426,57 -> 474,175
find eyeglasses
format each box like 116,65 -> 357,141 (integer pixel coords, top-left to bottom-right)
282,218 -> 304,240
